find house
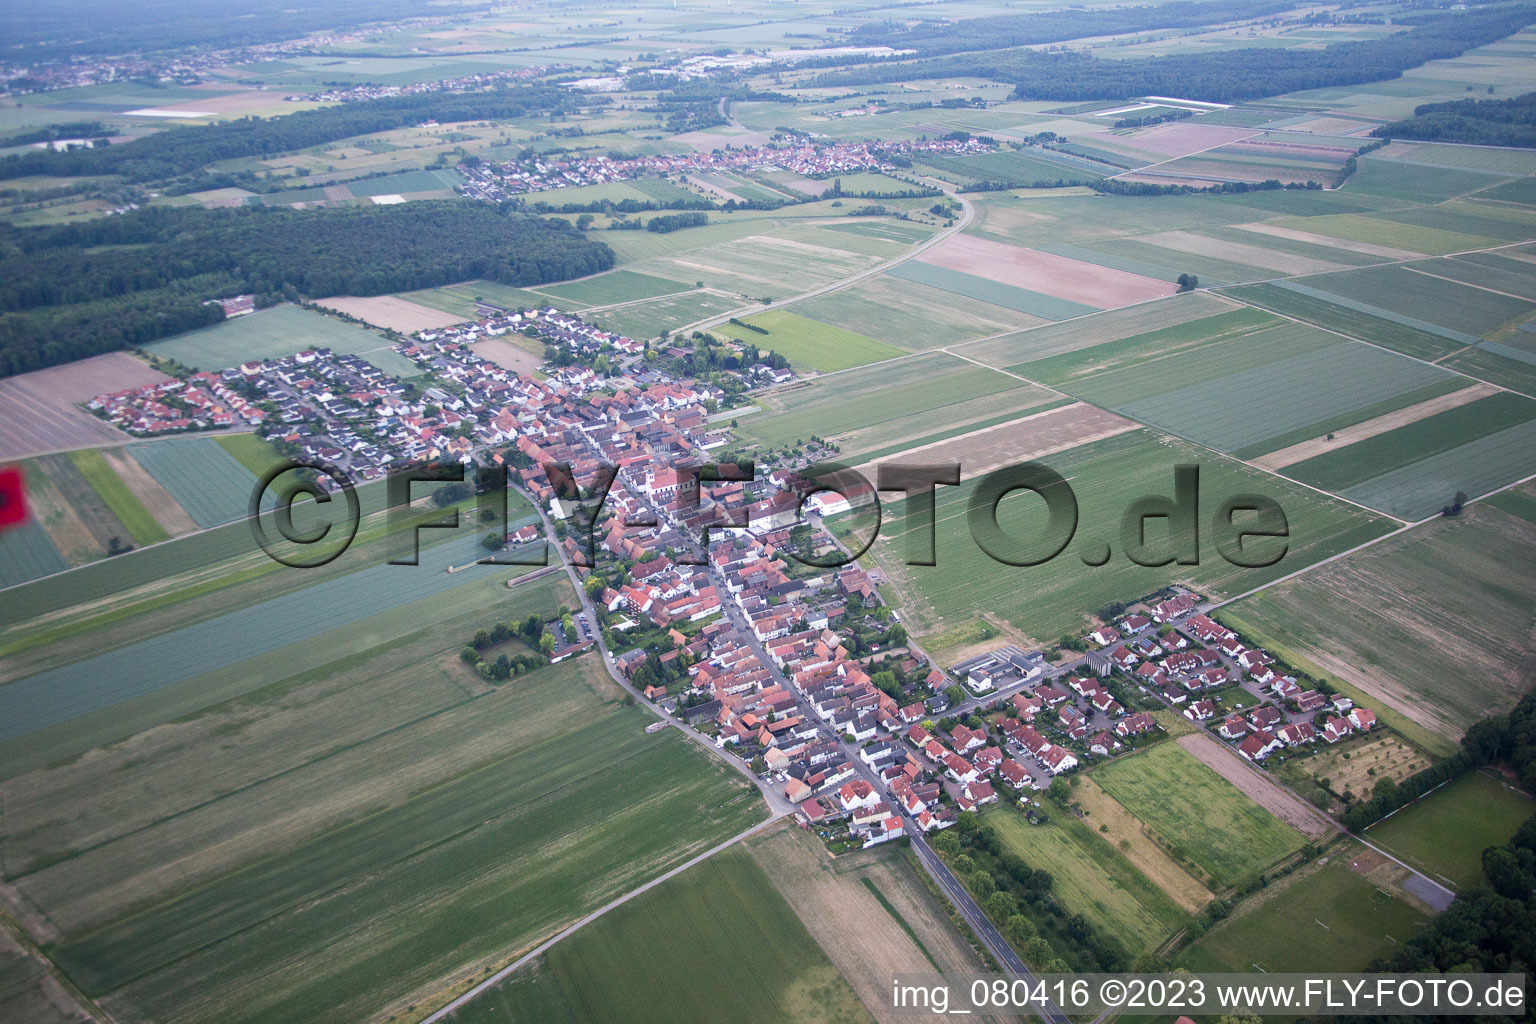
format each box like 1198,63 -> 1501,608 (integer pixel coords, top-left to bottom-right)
1277,721 -> 1316,746
943,752 -> 980,784
1121,614 -> 1152,634
1088,625 -> 1121,647
1238,729 -> 1282,762
1090,690 -> 1125,717
963,780 -> 998,806
898,702 -> 925,723
973,746 -> 1004,773
1039,745 -> 1078,774
1322,716 -> 1351,743
1349,707 -> 1377,731
949,723 -> 986,753
1114,712 -> 1157,738
1184,698 -> 1216,722
1330,693 -> 1355,714
1218,714 -> 1249,740
1152,592 -> 1198,622
1295,690 -> 1326,713
837,779 -> 878,813
1089,730 -> 1122,756
998,759 -> 1031,790
1249,705 -> 1282,731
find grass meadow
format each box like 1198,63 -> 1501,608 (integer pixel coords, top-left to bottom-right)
1365,773 -> 1536,890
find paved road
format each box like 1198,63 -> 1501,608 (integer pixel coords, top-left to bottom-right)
417,815 -> 785,1024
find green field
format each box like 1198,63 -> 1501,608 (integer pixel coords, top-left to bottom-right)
10,617 -> 764,1024
715,308 -> 904,372
1294,264 -> 1536,338
886,261 -> 1099,321
1178,856 -> 1429,973
1228,282 -> 1464,362
586,289 -> 743,340
738,351 -> 1053,455
988,806 -> 1189,956
1220,504 -> 1536,743
858,429 -> 1393,641
1266,212 -> 1497,255
0,516 -> 67,590
916,149 -> 1105,186
789,274 -> 1037,351
126,437 -> 259,528
212,431 -> 286,478
636,229 -> 880,297
1284,391 -> 1536,493
65,448 -> 169,546
1366,773 -> 1536,890
536,269 -> 692,305
448,848 -> 870,1024
955,292 -> 1235,368
1484,484 -> 1536,523
1092,743 -> 1306,889
142,303 -> 423,376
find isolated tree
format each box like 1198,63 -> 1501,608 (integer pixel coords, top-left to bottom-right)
1176,273 -> 1200,292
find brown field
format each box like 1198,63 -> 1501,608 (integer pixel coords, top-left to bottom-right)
148,90 -> 293,115
1075,777 -> 1213,913
849,402 -> 1138,482
922,233 -> 1172,308
0,353 -> 165,460
471,338 -> 543,376
314,295 -> 468,333
20,460 -> 99,565
1230,221 -> 1427,261
102,447 -> 199,535
1140,229 -> 1347,276
34,453 -> 123,550
746,822 -> 994,1024
1253,383 -> 1497,470
1112,123 -> 1258,158
1177,733 -> 1334,841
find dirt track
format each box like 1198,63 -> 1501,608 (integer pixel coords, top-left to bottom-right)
1178,732 -> 1333,841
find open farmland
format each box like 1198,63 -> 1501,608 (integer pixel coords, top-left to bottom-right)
1227,281 -> 1469,362
789,274 -> 1039,351
886,261 -> 1098,321
64,449 -> 169,546
738,352 -> 1056,456
1178,855 -> 1429,973
125,437 -> 259,529
745,823 -> 988,1024
15,649 -> 764,1024
536,269 -> 691,306
0,352 -> 164,460
1253,383 -> 1497,471
0,518 -> 66,590
641,233 -> 882,298
31,453 -> 134,556
1292,263 -> 1536,338
442,847 -> 867,1024
854,430 -> 1392,642
313,294 -> 469,333
1092,742 -> 1306,890
715,309 -> 904,373
988,804 -> 1190,956
142,304 -> 423,377
586,289 -> 742,341
911,233 -> 1172,310
1220,504 -> 1536,741
1072,776 -> 1212,913
1366,773 -> 1536,891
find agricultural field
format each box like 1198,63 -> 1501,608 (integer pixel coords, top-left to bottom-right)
1277,733 -> 1434,814
919,233 -> 1172,310
585,289 -> 742,341
442,847 -> 868,1024
1220,503 -> 1536,742
4,621 -> 765,1024
1178,854 -> 1430,973
64,450 -> 170,546
854,428 -> 1393,642
737,352 -> 1056,456
125,436 -> 260,529
536,269 -> 692,306
142,304 -> 423,377
988,804 -> 1190,956
0,352 -> 163,461
1227,281 -> 1469,363
313,294 -> 468,333
788,274 -> 1039,351
714,309 -> 904,373
1366,773 -> 1536,890
1091,742 -> 1307,890
1290,263 -> 1536,339
1281,391 -> 1536,518
0,517 -> 67,590
913,148 -> 1105,186
744,824 -> 988,1024
886,261 -> 1098,321
633,230 -> 884,299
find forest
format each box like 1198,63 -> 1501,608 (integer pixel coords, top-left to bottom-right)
846,0 -> 1296,57
1376,90 -> 1536,147
816,4 -> 1536,104
0,85 -> 584,183
0,201 -> 613,375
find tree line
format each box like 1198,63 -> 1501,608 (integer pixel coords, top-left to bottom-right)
0,85 -> 584,183
0,200 -> 613,375
1375,90 -> 1536,148
815,5 -> 1536,105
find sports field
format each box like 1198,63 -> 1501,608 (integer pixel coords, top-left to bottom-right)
1092,742 -> 1306,889
989,804 -> 1190,956
1221,504 -> 1536,742
738,352 -> 1055,455
444,848 -> 868,1024
858,429 -> 1392,641
1366,773 -> 1536,890
1178,856 -> 1429,973
142,303 -> 424,377
715,309 -> 904,372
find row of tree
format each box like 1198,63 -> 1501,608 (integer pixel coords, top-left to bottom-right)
0,201 -> 614,374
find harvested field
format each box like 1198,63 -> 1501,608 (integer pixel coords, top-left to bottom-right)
471,338 -> 542,376
101,448 -> 199,537
1230,221 -> 1427,261
0,353 -> 165,460
919,233 -> 1171,309
313,295 -> 468,333
1221,505 -> 1536,740
1253,383 -> 1497,470
1177,733 -> 1332,841
848,402 -> 1137,482
747,823 -> 986,1024
1111,123 -> 1258,158
1074,777 -> 1213,914
1138,229 -> 1347,276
